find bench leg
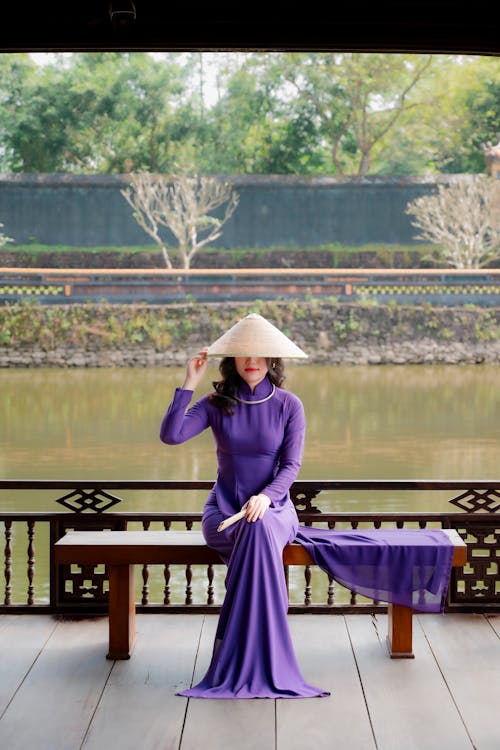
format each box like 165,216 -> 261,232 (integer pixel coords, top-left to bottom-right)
386,603 -> 415,658
106,564 -> 136,660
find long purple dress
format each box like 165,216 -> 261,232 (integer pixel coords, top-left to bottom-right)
160,376 -> 454,699
160,376 -> 329,698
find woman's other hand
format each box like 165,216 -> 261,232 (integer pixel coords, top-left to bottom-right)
182,348 -> 208,390
245,493 -> 271,522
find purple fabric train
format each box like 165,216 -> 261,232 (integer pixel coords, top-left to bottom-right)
160,378 -> 454,699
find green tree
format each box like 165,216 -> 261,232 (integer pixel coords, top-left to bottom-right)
0,54 -> 78,171
1,52 -> 498,178
66,53 -> 193,172
277,52 -> 436,176
0,53 -> 193,173
382,56 -> 500,176
191,55 -> 326,174
437,57 -> 500,173
195,61 -> 282,173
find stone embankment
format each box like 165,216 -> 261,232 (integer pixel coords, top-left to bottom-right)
1,301 -> 499,367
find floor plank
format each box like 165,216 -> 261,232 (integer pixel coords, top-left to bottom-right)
346,614 -> 473,750
0,615 -> 58,717
419,613 -> 500,750
82,615 -> 205,750
180,615 -> 276,750
277,616 -> 376,750
0,617 -> 113,750
486,614 -> 500,639
1,613 -> 497,750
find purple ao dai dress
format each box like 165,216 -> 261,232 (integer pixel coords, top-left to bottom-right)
160,376 -> 454,699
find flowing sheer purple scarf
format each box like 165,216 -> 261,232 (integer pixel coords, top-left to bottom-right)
295,526 -> 454,612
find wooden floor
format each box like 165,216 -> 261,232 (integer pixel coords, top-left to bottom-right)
1,613 -> 499,750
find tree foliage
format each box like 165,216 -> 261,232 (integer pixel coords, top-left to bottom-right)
0,53 -> 192,172
0,52 -> 498,176
422,57 -> 500,174
275,53 -> 436,175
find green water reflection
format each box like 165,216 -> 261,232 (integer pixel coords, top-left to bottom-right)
1,364 -> 499,514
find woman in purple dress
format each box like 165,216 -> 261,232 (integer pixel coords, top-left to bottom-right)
160,313 -> 455,697
160,313 -> 329,699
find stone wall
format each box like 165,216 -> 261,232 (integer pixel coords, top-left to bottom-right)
0,173 -> 451,248
1,301 -> 499,367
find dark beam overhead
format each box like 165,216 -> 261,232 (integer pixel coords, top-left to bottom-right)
0,1 -> 498,55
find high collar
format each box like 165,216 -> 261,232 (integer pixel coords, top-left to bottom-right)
237,375 -> 273,401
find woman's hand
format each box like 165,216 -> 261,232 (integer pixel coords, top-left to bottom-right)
244,493 -> 271,522
182,348 -> 208,391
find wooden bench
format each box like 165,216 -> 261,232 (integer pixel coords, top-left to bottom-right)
54,528 -> 466,661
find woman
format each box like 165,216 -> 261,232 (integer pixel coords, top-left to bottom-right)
160,313 -> 455,698
160,313 -> 329,699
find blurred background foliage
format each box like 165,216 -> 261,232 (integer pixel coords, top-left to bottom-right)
0,51 -> 498,176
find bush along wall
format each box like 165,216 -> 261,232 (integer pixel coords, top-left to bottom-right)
0,244 -> 438,269
1,300 -> 499,367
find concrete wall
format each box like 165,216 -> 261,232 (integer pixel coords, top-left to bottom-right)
0,173 -> 448,248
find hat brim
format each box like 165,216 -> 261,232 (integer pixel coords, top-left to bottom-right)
206,313 -> 308,359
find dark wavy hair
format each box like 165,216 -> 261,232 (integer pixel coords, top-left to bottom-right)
209,357 -> 286,415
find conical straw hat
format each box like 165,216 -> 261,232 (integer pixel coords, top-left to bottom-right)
206,313 -> 308,359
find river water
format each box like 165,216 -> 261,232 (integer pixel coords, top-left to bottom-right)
1,363 -> 499,514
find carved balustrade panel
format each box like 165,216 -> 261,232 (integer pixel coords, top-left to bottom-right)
61,562 -> 109,602
290,487 -> 322,515
448,488 -> 500,514
53,488 -> 126,609
449,522 -> 500,607
446,488 -> 500,608
55,488 -> 123,513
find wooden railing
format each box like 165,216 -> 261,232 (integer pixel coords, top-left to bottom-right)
1,479 -> 500,615
1,268 -> 500,305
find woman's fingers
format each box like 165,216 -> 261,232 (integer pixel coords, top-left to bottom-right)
245,494 -> 271,522
192,348 -> 208,370
183,348 -> 208,389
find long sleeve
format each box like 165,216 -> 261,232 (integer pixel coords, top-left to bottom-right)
159,388 -> 210,445
260,395 -> 305,506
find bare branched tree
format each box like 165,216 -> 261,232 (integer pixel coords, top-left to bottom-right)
121,172 -> 239,269
406,176 -> 500,269
0,222 -> 13,248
